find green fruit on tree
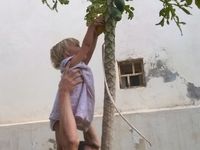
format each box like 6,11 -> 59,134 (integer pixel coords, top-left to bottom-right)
114,0 -> 125,13
110,7 -> 122,21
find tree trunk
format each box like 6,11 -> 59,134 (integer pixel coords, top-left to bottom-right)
101,0 -> 116,149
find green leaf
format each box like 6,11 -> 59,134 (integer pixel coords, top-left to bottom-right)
170,8 -> 176,19
181,7 -> 191,14
166,19 -> 170,25
186,0 -> 193,5
156,18 -> 165,26
159,8 -> 166,17
165,7 -> 170,19
179,22 -> 186,25
124,5 -> 134,20
59,0 -> 69,5
52,1 -> 58,11
85,0 -> 106,25
42,0 -> 46,4
195,0 -> 200,9
130,7 -> 134,11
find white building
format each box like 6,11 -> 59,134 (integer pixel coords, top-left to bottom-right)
0,0 -> 200,149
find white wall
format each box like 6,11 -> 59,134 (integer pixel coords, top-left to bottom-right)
0,0 -> 104,124
115,0 -> 200,111
1,106 -> 200,150
0,0 -> 200,124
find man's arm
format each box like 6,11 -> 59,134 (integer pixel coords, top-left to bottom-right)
58,67 -> 83,149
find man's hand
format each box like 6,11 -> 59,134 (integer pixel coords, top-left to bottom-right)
59,63 -> 83,93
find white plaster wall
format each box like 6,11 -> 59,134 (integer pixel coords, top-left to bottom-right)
0,0 -> 104,124
115,0 -> 200,110
0,0 -> 200,124
0,106 -> 200,150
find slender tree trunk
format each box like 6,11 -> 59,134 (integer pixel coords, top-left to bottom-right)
101,0 -> 116,149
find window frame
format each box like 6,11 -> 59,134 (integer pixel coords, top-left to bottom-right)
117,58 -> 146,89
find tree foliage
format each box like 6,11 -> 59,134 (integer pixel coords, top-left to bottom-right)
41,0 -> 134,25
157,0 -> 200,34
42,0 -> 200,34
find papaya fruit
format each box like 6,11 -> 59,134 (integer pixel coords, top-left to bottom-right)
114,0 -> 125,13
110,7 -> 122,21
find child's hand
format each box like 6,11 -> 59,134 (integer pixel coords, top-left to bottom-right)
92,16 -> 105,36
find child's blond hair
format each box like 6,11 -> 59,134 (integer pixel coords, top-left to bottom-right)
50,38 -> 80,69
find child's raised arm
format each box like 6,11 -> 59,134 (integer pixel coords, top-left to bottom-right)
84,17 -> 105,64
69,17 -> 104,67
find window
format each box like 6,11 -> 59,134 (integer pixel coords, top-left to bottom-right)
118,58 -> 145,89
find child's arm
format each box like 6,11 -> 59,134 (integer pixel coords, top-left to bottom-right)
84,16 -> 105,64
83,32 -> 98,65
69,25 -> 96,67
69,17 -> 104,67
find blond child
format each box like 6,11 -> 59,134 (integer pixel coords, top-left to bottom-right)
49,18 -> 104,150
